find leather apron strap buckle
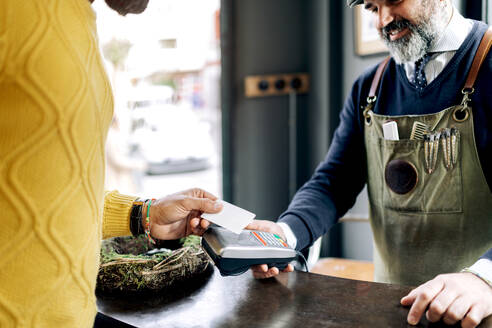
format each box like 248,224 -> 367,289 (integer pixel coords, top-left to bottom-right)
453,28 -> 492,123
362,57 -> 390,126
363,96 -> 377,126
452,88 -> 474,122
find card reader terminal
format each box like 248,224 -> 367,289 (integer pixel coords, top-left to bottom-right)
201,227 -> 297,276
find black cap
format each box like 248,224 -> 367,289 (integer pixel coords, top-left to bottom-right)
347,0 -> 363,7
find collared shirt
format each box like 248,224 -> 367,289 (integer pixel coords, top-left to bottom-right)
280,12 -> 492,282
402,7 -> 473,85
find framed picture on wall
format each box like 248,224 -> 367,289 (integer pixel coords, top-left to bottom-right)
354,6 -> 388,56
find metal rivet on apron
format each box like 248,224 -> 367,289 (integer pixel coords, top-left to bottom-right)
384,159 -> 418,195
363,101 -> 374,126
452,107 -> 469,122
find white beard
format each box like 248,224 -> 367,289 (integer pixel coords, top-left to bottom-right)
379,1 -> 450,64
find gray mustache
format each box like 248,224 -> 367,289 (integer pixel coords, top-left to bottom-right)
381,19 -> 413,39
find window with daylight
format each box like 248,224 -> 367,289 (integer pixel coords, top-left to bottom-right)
94,0 -> 222,199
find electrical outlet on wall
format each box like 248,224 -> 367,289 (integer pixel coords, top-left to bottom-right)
244,73 -> 309,98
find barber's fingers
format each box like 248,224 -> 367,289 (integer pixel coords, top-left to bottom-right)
425,288 -> 458,322
251,264 -> 294,279
283,264 -> 294,272
245,220 -> 266,231
245,220 -> 285,240
251,264 -> 268,274
461,304 -> 485,328
251,265 -> 279,279
401,291 -> 417,306
401,278 -> 443,305
440,296 -> 470,326
401,279 -> 444,325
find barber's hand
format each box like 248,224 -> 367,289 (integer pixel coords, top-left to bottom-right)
401,272 -> 492,327
245,220 -> 295,279
148,188 -> 222,240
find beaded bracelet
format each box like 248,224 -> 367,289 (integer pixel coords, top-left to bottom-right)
144,198 -> 156,244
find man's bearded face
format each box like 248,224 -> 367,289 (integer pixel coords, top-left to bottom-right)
104,0 -> 149,16
378,0 -> 448,63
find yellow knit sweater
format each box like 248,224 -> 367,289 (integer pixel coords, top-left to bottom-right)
0,1 -> 136,326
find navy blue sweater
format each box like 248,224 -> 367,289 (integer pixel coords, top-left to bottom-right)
279,21 -> 492,262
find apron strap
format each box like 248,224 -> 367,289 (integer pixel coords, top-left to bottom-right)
463,27 -> 492,93
363,56 -> 390,124
367,56 -> 391,104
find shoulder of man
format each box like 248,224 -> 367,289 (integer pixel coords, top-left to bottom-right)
473,23 -> 492,79
482,248 -> 492,261
348,57 -> 394,105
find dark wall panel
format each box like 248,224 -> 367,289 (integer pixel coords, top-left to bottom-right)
222,0 -> 384,257
227,0 -> 309,219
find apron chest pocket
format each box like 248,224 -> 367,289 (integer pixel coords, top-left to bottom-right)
379,138 -> 463,214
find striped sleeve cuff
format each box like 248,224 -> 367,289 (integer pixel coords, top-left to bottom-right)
102,190 -> 138,239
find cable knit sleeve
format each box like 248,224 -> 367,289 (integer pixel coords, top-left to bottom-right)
102,190 -> 138,239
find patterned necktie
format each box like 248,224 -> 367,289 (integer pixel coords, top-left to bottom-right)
413,53 -> 432,91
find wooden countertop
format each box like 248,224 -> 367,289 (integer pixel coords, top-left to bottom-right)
97,267 -> 492,328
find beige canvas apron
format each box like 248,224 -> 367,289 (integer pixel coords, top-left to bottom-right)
363,29 -> 492,286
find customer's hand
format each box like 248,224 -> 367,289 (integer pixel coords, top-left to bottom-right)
401,272 -> 492,328
245,220 -> 295,279
147,188 -> 222,240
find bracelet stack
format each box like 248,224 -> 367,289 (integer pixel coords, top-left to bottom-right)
130,198 -> 147,237
144,199 -> 156,244
130,198 -> 157,244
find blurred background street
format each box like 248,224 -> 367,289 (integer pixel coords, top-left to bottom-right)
94,0 -> 223,198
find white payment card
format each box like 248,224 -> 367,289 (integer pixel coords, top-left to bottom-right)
201,200 -> 256,234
